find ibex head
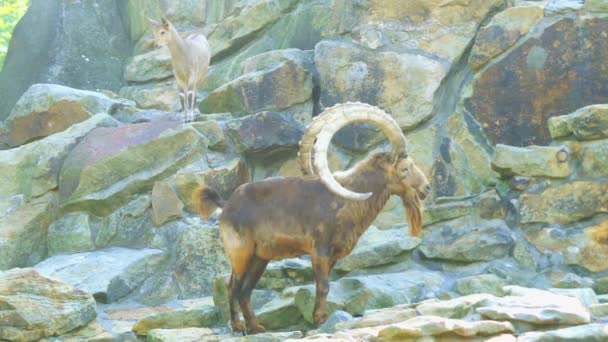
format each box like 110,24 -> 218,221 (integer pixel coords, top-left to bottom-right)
146,16 -> 173,48
298,103 -> 431,236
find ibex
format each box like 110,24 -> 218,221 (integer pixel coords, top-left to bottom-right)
193,103 -> 431,334
147,17 -> 211,123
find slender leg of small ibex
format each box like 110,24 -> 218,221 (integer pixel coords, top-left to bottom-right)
179,91 -> 186,122
186,88 -> 196,123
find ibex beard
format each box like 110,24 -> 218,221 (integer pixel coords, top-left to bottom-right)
193,103 -> 431,334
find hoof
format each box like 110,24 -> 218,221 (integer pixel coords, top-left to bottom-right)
313,311 -> 329,326
247,323 -> 266,334
231,321 -> 246,334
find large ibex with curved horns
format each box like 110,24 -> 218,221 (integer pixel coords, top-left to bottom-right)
193,103 -> 430,334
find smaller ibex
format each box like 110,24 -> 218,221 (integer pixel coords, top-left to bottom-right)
147,17 -> 211,123
194,103 -> 431,334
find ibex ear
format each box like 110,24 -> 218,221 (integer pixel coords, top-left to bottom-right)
161,17 -> 170,27
145,16 -> 159,26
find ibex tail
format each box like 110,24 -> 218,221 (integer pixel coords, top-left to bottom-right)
192,185 -> 225,219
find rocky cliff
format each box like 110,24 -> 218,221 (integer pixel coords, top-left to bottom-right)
1,0 -> 608,341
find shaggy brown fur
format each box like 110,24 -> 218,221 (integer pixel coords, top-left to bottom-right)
194,152 -> 430,335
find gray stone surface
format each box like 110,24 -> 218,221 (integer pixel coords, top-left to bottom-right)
0,84 -> 133,148
0,0 -> 131,121
35,247 -> 167,303
47,212 -> 94,255
334,226 -> 421,273
0,201 -> 53,270
419,218 -> 514,262
0,268 -> 97,342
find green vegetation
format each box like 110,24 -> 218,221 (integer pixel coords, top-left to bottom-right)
0,0 -> 29,70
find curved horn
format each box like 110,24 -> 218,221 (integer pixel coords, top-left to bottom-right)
310,102 -> 408,201
298,114 -> 332,175
146,16 -> 159,26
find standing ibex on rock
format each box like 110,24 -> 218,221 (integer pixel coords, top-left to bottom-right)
193,103 -> 431,334
147,17 -> 211,123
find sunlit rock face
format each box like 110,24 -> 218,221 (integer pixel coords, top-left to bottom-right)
465,16 -> 608,146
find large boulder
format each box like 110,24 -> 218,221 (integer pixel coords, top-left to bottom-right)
548,104 -> 608,140
151,181 -> 184,226
225,111 -> 306,156
469,4 -> 544,71
34,247 -> 167,303
58,121 -> 207,216
0,268 -> 96,342
315,39 -> 447,130
519,323 -> 608,342
190,120 -> 227,151
173,227 -> 231,298
0,201 -> 53,270
419,218 -> 514,262
257,295 -> 304,331
416,293 -> 498,319
525,220 -> 608,272
119,80 -> 181,112
295,270 -> 444,323
579,140 -> 608,178
446,112 -> 498,187
477,286 -> 591,326
0,84 -> 133,148
0,0 -> 131,122
200,60 -> 313,117
47,212 -> 94,256
124,47 -> 172,83
95,195 -> 153,248
454,274 -> 510,297
206,0 -> 298,60
334,226 -> 421,273
335,306 -> 417,331
376,316 -> 514,341
587,0 -> 608,12
491,144 -> 571,178
326,0 -> 505,63
0,113 -> 119,202
464,15 -> 608,146
146,328 -> 214,342
519,181 -> 608,225
258,258 -> 313,290
132,307 -> 219,336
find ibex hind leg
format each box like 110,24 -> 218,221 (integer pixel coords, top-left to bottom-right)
238,256 -> 268,334
221,223 -> 255,334
228,273 -> 246,334
179,91 -> 188,124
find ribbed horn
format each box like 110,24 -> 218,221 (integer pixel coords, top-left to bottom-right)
298,114 -> 332,175
309,102 -> 407,200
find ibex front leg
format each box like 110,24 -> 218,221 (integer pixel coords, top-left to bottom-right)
311,252 -> 333,325
178,86 -> 188,124
186,87 -> 196,123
